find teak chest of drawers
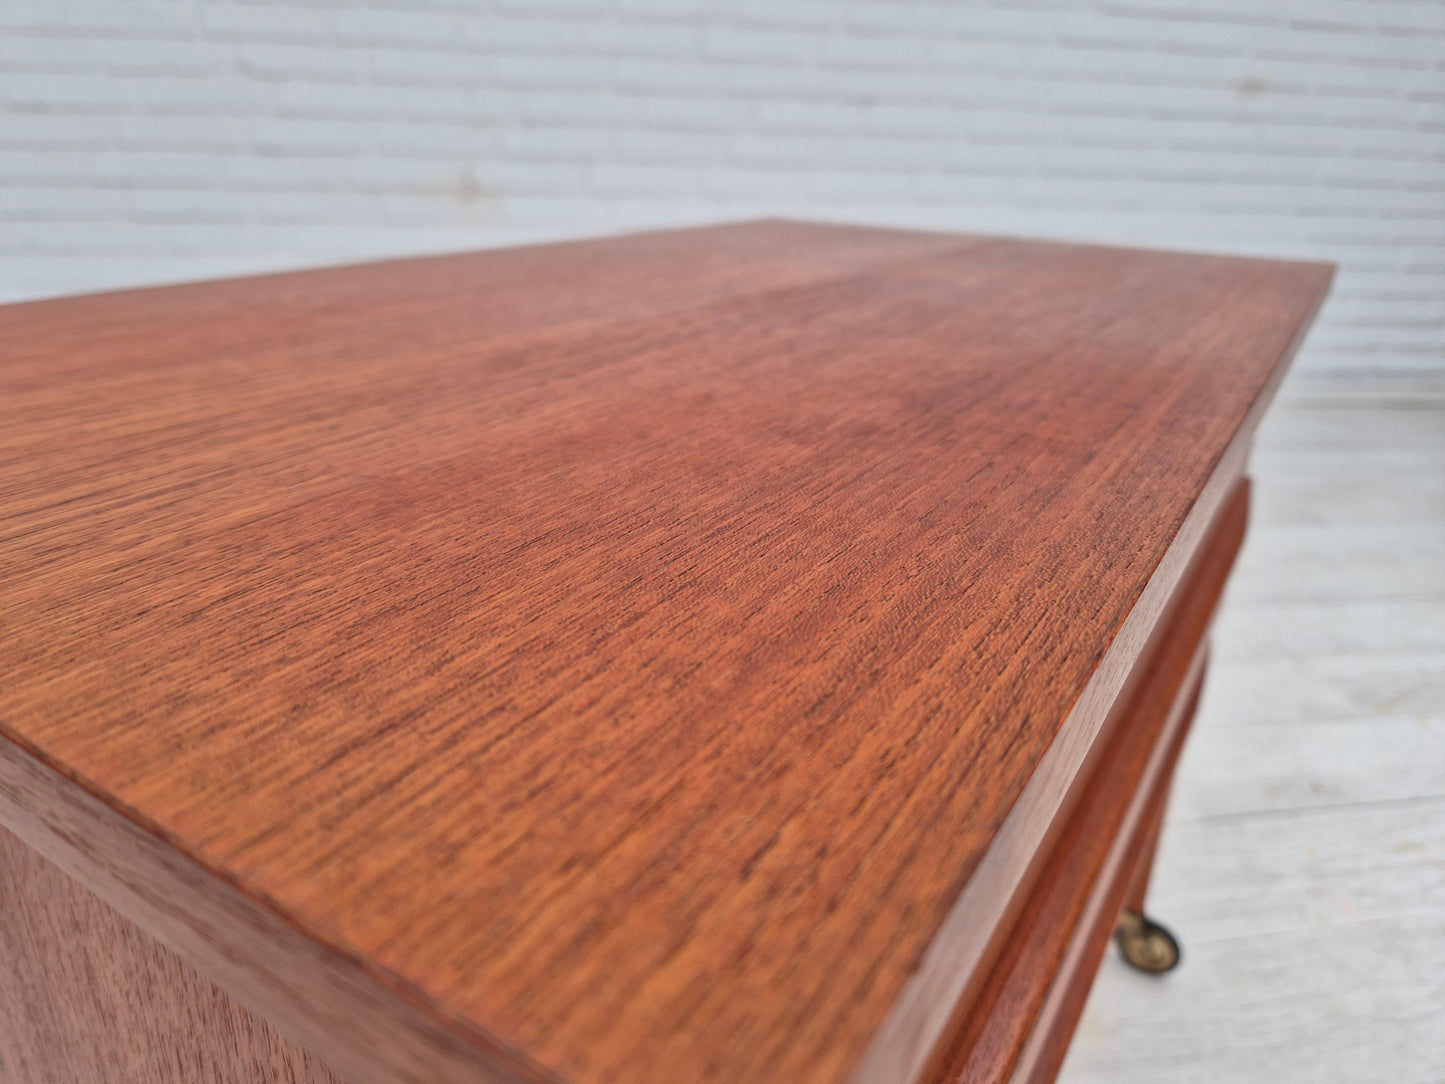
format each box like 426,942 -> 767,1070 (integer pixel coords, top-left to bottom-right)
0,222 -> 1331,1084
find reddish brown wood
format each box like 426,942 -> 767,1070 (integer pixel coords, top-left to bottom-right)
0,735 -> 547,1084
0,825 -> 346,1084
1015,666 -> 1207,1084
1117,672 -> 1198,925
1121,797 -> 1168,916
0,221 -> 1331,1084
923,476 -> 1246,1084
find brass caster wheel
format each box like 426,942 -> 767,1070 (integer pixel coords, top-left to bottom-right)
1115,910 -> 1181,974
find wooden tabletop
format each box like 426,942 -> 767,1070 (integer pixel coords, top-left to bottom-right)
0,221 -> 1331,1084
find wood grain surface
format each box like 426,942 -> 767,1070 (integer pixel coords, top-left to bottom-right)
0,826 -> 346,1084
926,476 -> 1249,1084
0,732 -> 557,1084
0,221 -> 1332,1084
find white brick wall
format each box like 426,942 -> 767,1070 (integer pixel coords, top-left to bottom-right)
3,0 -> 1443,379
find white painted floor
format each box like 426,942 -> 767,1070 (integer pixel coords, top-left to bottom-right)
1058,386 -> 1445,1084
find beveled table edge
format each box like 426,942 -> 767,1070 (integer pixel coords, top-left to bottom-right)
0,734 -> 560,1084
848,268 -> 1333,1084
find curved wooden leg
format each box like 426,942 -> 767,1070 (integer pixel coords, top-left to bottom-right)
1113,652 -> 1207,975
1122,792 -> 1166,917
1115,788 -> 1182,974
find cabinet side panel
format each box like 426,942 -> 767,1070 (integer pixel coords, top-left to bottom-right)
0,825 -> 347,1084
